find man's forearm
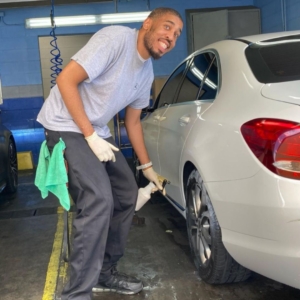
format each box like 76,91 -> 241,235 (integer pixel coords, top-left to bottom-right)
58,82 -> 94,137
126,121 -> 150,165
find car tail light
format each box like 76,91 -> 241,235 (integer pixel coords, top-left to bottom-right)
241,119 -> 300,180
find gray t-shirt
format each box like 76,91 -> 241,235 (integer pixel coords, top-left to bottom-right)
37,26 -> 154,138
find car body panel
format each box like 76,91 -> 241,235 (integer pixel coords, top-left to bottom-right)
157,101 -> 213,207
237,29 -> 300,43
261,80 -> 300,105
206,168 -> 300,289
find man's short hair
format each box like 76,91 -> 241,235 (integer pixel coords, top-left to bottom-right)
148,7 -> 183,23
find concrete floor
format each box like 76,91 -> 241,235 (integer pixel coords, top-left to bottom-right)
0,170 -> 300,300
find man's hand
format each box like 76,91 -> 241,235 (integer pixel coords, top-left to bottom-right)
85,132 -> 119,162
142,167 -> 163,191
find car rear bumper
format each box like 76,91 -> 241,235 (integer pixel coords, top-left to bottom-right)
222,227 -> 300,289
206,169 -> 300,289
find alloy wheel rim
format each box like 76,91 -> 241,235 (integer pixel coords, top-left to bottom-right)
189,181 -> 212,265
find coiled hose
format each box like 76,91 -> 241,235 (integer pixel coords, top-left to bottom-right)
50,0 -> 63,88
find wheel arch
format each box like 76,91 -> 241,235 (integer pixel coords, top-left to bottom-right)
182,161 -> 197,204
182,160 -> 210,197
182,160 -> 218,221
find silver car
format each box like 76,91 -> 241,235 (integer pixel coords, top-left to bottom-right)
138,30 -> 300,289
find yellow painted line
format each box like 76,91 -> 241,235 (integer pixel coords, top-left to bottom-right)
17,151 -> 34,170
42,207 -> 64,300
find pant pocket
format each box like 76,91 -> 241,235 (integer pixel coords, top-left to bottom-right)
44,129 -> 61,154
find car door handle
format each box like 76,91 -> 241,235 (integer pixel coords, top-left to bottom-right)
179,116 -> 190,126
154,115 -> 166,121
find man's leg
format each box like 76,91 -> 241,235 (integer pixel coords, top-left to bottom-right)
46,130 -> 114,300
94,137 -> 141,294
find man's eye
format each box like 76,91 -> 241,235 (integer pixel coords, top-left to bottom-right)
165,25 -> 170,30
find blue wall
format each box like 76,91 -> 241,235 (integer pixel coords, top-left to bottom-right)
254,0 -> 300,33
0,0 -> 253,164
0,0 -> 254,87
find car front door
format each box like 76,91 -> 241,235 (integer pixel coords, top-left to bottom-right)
142,61 -> 188,175
157,52 -> 219,209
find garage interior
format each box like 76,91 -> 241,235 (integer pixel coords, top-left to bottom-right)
0,0 -> 300,299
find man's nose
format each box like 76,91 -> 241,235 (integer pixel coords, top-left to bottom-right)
166,32 -> 175,44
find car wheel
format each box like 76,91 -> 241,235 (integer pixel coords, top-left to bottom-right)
186,169 -> 251,284
3,138 -> 18,195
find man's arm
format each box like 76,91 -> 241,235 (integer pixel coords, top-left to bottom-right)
125,106 -> 162,190
56,60 -> 94,137
124,106 -> 150,165
56,60 -> 118,162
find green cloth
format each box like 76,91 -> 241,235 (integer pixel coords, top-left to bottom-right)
34,138 -> 70,211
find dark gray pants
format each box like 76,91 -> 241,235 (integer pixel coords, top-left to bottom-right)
45,130 -> 138,300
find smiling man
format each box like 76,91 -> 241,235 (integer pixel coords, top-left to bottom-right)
141,9 -> 182,59
37,7 -> 183,300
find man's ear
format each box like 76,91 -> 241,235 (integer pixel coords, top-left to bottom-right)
142,18 -> 151,30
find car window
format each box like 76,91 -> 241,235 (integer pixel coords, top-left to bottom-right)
199,55 -> 218,100
156,61 -> 187,108
245,41 -> 300,83
176,52 -> 217,104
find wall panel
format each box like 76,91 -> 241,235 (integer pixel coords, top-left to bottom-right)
0,0 -> 254,163
254,0 -> 300,32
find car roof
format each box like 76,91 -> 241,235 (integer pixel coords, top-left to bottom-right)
190,30 -> 300,58
236,30 -> 300,44
175,30 -> 300,77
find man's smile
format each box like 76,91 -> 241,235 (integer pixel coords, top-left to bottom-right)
158,39 -> 170,52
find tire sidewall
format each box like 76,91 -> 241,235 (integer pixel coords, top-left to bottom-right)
3,138 -> 18,195
186,170 -> 222,282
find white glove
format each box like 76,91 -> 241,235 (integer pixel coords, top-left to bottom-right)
85,132 -> 119,162
142,167 -> 163,191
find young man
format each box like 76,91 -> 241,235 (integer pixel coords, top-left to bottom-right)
37,7 -> 183,300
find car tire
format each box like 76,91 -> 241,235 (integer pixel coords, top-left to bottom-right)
2,138 -> 18,195
186,169 -> 251,284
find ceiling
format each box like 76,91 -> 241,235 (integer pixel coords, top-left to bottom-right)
0,0 -> 113,9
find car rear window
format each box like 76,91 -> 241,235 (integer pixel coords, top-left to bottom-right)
245,41 -> 300,83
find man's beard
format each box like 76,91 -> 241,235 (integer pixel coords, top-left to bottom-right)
143,31 -> 162,60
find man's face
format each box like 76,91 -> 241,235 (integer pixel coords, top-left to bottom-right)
143,13 -> 183,60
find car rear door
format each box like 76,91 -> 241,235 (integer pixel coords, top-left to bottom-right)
157,52 -> 219,208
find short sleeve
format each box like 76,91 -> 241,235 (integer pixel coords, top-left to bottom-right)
71,33 -> 117,83
129,70 -> 154,109
130,98 -> 150,110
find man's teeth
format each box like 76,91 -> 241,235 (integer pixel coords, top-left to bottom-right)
159,41 -> 167,49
